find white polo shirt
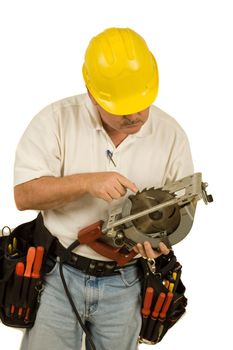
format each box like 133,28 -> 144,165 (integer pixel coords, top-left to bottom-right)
14,93 -> 194,260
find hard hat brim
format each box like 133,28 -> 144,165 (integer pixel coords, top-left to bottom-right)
94,88 -> 158,115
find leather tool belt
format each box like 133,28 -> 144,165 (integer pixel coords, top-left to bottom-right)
0,214 -> 68,328
0,216 -> 48,328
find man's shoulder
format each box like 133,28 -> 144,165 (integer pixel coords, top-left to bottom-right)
31,93 -> 89,124
23,94 -> 90,134
49,93 -> 88,112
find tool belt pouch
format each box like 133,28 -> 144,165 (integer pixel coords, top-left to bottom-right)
0,214 -> 55,328
138,251 -> 187,345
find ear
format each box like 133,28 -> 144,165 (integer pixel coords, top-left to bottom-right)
87,89 -> 98,105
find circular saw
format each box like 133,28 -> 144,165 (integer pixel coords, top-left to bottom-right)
77,173 -> 213,265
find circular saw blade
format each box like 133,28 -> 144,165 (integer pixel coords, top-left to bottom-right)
128,188 -> 181,235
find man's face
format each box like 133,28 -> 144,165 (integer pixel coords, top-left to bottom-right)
95,103 -> 150,135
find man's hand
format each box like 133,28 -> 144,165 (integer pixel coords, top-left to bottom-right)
85,171 -> 138,202
133,241 -> 170,259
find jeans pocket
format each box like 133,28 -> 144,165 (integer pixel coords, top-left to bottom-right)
119,265 -> 141,287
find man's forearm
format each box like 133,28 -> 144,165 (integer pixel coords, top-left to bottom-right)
14,171 -> 138,210
14,174 -> 89,211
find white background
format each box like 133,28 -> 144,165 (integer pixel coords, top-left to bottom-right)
0,0 -> 232,349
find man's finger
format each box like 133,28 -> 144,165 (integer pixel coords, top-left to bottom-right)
114,183 -> 127,196
118,175 -> 138,193
136,243 -> 146,257
158,242 -> 170,255
135,241 -> 170,259
102,193 -> 113,203
107,188 -> 122,200
143,241 -> 161,259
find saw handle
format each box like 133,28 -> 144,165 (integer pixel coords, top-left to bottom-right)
89,240 -> 137,266
78,221 -> 104,244
77,221 -> 137,266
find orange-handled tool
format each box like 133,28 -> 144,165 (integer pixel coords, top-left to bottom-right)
24,247 -> 36,278
152,292 -> 166,318
31,246 -> 44,278
142,287 -> 154,317
159,292 -> 173,319
16,262 -> 25,276
18,247 -> 36,317
140,287 -> 154,338
150,292 -> 174,342
10,262 -> 25,315
25,246 -> 45,322
143,292 -> 166,341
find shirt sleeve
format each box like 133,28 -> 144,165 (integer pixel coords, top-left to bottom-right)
14,106 -> 61,186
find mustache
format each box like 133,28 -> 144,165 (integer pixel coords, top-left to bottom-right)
122,116 -> 143,126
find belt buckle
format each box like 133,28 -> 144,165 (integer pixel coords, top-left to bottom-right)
87,260 -> 104,277
87,260 -> 117,277
94,261 -> 105,277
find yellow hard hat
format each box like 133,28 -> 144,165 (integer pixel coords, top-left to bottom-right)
82,27 -> 159,115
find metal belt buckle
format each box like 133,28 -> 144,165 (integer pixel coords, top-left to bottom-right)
94,261 -> 105,277
87,260 -> 117,277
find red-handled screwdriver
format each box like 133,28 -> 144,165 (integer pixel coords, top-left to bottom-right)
150,292 -> 174,342
142,287 -> 154,317
159,292 -> 173,320
31,246 -> 44,278
143,292 -> 166,340
10,262 -> 25,315
24,246 -> 44,321
16,262 -> 25,276
24,247 -> 36,278
140,287 -> 154,338
152,292 -> 166,319
151,292 -> 174,342
18,247 -> 36,317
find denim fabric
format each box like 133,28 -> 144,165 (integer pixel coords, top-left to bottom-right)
20,260 -> 142,350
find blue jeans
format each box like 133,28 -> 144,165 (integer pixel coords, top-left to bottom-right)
20,260 -> 142,350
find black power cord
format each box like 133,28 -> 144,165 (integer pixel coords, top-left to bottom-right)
58,242 -> 96,350
59,260 -> 96,350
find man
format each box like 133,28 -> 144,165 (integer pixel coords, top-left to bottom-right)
14,28 -> 193,350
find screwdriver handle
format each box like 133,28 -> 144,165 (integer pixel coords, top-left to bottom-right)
16,262 -> 25,276
142,287 -> 154,317
31,246 -> 44,278
10,262 -> 25,315
159,292 -> 173,319
152,292 -> 166,318
24,247 -> 36,278
169,283 -> 175,292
